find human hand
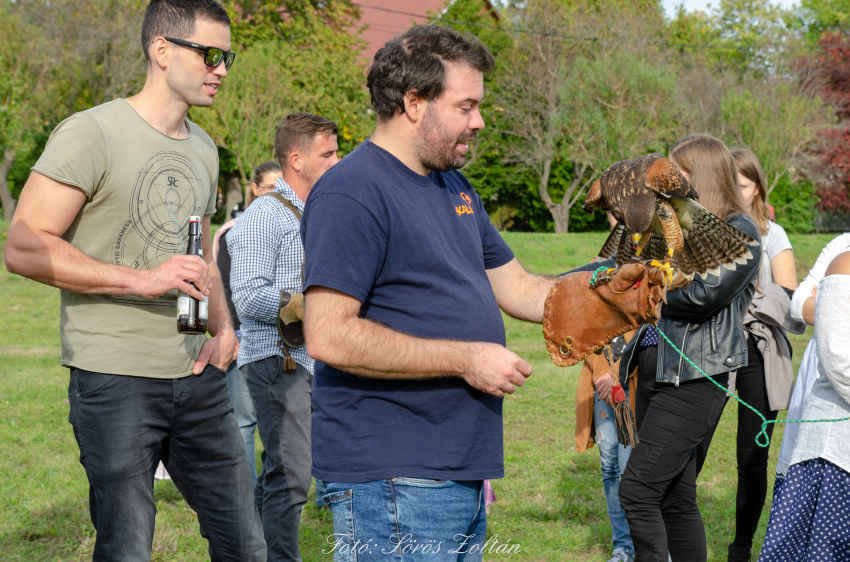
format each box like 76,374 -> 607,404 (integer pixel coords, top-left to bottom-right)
596,372 -> 615,407
462,342 -> 532,398
135,255 -> 211,300
192,327 -> 239,374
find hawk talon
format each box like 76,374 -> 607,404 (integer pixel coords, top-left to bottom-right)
651,260 -> 675,285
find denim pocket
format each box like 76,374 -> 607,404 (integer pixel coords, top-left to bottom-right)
393,477 -> 449,487
323,490 -> 356,562
206,364 -> 227,377
252,357 -> 281,386
74,369 -> 118,397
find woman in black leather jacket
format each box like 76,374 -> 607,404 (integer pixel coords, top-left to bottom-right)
617,135 -> 762,562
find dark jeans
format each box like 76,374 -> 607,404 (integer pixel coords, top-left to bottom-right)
619,346 -> 728,562
68,365 -> 266,562
697,337 -> 777,556
243,356 -> 312,562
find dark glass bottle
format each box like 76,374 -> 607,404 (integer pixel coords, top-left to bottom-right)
177,216 -> 208,334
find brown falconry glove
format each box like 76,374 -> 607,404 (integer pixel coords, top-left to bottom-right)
542,261 -> 670,368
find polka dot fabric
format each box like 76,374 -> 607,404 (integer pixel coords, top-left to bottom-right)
759,458 -> 850,561
639,325 -> 659,347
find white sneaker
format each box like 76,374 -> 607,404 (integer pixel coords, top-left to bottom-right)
606,548 -> 634,562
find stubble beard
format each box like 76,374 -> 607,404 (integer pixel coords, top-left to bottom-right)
414,106 -> 477,173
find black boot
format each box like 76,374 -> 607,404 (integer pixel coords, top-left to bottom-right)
728,543 -> 751,562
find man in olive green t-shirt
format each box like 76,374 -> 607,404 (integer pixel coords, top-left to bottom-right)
5,1 -> 266,560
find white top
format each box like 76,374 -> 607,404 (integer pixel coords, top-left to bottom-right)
776,340 -> 820,475
790,233 -> 850,322
758,221 -> 793,286
789,275 -> 850,474
777,232 -> 850,475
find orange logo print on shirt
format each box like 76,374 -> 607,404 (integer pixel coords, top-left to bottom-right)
456,192 -> 475,216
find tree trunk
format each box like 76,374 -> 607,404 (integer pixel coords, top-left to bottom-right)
0,148 -> 17,222
224,172 -> 243,216
538,158 -> 568,233
552,203 -> 570,233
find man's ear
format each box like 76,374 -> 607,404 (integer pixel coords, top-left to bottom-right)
289,151 -> 303,174
403,89 -> 425,123
150,37 -> 171,69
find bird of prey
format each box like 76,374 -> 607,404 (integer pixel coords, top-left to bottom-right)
583,153 -> 759,282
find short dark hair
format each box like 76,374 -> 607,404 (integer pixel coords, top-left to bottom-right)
274,113 -> 339,165
367,24 -> 495,119
141,0 -> 231,65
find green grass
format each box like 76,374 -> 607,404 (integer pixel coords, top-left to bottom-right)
0,224 -> 833,561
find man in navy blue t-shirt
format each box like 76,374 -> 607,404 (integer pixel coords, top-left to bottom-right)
302,25 -> 556,559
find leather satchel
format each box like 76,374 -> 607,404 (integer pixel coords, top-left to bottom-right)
542,261 -> 670,368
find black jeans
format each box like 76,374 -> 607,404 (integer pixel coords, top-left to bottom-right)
619,346 -> 728,562
68,365 -> 266,562
243,356 -> 312,562
697,337 -> 777,555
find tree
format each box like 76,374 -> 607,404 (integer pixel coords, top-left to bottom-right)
795,31 -> 850,216
792,0 -> 850,43
721,79 -> 833,204
191,2 -> 372,203
0,2 -> 56,221
492,0 -> 672,233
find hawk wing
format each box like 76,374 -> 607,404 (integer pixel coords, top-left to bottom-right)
598,222 -> 638,267
671,198 -> 759,280
599,223 -> 626,260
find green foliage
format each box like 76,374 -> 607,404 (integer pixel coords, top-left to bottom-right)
793,0 -> 850,43
771,175 -> 818,233
192,3 -> 372,195
720,81 -> 833,205
0,0 -> 840,233
0,2 -> 54,155
667,3 -> 720,52
713,0 -> 789,74
568,51 -> 681,162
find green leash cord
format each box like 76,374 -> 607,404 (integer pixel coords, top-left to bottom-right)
656,326 -> 850,448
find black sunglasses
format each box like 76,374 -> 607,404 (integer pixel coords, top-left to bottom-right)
165,37 -> 236,70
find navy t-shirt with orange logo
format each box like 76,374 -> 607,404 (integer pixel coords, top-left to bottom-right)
301,139 -> 515,483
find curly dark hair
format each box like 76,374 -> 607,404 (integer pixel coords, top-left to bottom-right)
141,0 -> 231,65
367,24 -> 495,120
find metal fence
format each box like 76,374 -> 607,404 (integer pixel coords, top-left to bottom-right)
814,211 -> 850,232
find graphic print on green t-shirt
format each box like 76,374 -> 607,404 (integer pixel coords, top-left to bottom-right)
116,152 -> 210,297
32,99 -> 218,378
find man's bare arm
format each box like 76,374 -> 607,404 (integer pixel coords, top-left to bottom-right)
486,258 -> 555,323
304,286 -> 532,397
5,171 -> 211,300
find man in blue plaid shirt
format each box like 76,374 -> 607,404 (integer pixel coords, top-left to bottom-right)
227,113 -> 339,562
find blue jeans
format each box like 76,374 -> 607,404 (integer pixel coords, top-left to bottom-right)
226,339 -> 258,486
322,479 -> 489,561
67,365 -> 266,561
244,356 -> 312,562
595,390 -> 634,555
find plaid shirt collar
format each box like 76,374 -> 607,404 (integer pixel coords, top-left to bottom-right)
273,177 -> 306,213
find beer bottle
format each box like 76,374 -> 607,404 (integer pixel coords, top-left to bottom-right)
177,216 -> 208,334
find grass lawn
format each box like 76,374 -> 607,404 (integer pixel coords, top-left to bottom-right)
0,223 -> 835,561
